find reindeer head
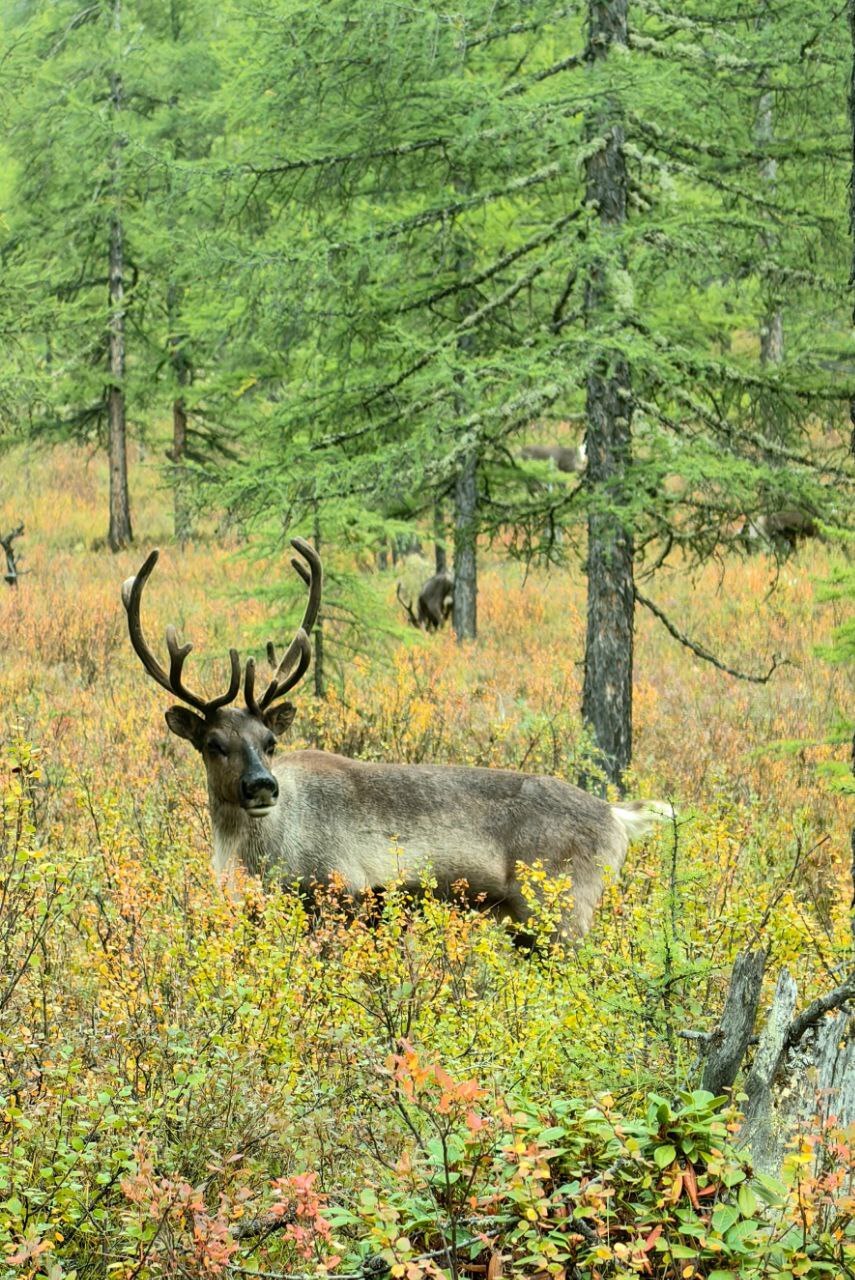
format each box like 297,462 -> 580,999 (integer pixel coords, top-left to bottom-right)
122,539 -> 321,817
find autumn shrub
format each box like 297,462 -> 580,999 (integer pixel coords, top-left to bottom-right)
0,447 -> 852,1280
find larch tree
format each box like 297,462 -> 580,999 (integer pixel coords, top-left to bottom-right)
580,0 -> 635,786
5,0 -> 848,773
2,0 -> 143,549
1,0 -> 225,549
184,0 -> 853,766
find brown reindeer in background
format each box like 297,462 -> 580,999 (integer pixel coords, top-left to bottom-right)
519,441 -> 587,474
122,540 -> 671,941
396,572 -> 454,633
740,508 -> 819,554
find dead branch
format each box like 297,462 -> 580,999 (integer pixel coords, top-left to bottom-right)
635,588 -> 786,683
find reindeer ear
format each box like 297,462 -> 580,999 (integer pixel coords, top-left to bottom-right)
165,706 -> 206,750
263,702 -> 296,737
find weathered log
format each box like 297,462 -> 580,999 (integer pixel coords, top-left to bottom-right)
697,957 -> 854,1175
738,968 -> 799,1173
701,949 -> 768,1097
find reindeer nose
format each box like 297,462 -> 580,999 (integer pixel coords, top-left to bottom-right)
241,772 -> 279,803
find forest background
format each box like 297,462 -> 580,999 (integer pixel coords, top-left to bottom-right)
1,1 -> 854,1279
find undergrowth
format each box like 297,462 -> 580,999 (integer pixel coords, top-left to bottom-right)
0,448 -> 852,1280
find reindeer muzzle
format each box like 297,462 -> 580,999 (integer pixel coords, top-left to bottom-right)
240,770 -> 279,816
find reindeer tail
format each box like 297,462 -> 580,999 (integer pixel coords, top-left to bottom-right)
611,799 -> 675,842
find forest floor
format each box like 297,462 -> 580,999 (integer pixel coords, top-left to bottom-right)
0,446 -> 852,1280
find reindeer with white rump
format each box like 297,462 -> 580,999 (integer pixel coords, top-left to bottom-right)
122,540 -> 671,941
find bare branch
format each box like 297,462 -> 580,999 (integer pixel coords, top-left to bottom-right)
635,588 -> 786,683
786,974 -> 855,1049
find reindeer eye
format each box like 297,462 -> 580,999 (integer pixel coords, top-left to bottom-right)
207,738 -> 228,757
264,737 -> 277,755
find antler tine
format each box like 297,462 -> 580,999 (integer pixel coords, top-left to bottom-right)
206,647 -> 242,711
122,549 -> 241,716
165,624 -> 196,697
244,656 -> 262,720
259,629 -> 311,711
396,582 -> 419,628
246,539 -> 321,716
290,537 -> 322,638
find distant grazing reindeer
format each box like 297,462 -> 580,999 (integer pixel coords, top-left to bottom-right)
396,572 -> 454,633
1,523 -> 24,587
520,441 -> 587,474
122,540 -> 672,940
740,508 -> 819,554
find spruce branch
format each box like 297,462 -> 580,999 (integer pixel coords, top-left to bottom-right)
365,264 -> 545,407
501,51 -> 585,97
395,211 -> 581,316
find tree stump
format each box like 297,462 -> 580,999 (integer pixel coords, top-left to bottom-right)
696,949 -> 854,1176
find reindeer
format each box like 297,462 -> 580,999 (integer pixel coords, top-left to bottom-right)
519,442 -> 587,474
122,540 -> 672,941
396,572 -> 454,633
740,508 -> 819,554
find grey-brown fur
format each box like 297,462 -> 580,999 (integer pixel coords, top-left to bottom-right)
741,508 -> 819,552
166,705 -> 669,940
397,572 -> 454,632
124,541 -> 670,942
520,442 -> 587,474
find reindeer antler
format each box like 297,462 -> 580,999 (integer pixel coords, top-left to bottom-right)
244,538 -> 322,717
122,549 -> 241,714
396,582 -> 420,629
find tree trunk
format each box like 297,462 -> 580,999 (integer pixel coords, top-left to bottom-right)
757,87 -> 784,367
434,501 -> 448,576
313,505 -> 325,698
696,955 -> 854,1178
450,171 -> 477,643
107,199 -> 132,551
849,0 -> 855,457
172,397 -> 190,545
452,449 -> 477,641
168,285 -> 192,548
167,3 -> 191,548
106,1 -> 131,553
701,949 -> 768,1097
580,0 -> 633,792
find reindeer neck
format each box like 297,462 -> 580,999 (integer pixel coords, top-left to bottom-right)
208,788 -> 276,879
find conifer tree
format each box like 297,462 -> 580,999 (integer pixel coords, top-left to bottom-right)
201,0 -> 850,773
3,0 -> 852,780
1,0 -> 223,548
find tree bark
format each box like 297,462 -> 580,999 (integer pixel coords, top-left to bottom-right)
696,960 -> 854,1177
167,2 -> 191,548
701,949 -> 768,1097
580,0 -> 633,792
450,170 -> 477,643
168,285 -> 192,548
850,0 -> 855,457
106,2 -> 131,553
434,501 -> 448,575
313,505 -> 325,698
452,448 -> 477,640
107,208 -> 132,551
757,87 -> 784,367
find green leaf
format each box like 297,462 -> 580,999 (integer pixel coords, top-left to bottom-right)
711,1203 -> 740,1234
654,1143 -> 676,1168
753,1171 -> 788,1205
